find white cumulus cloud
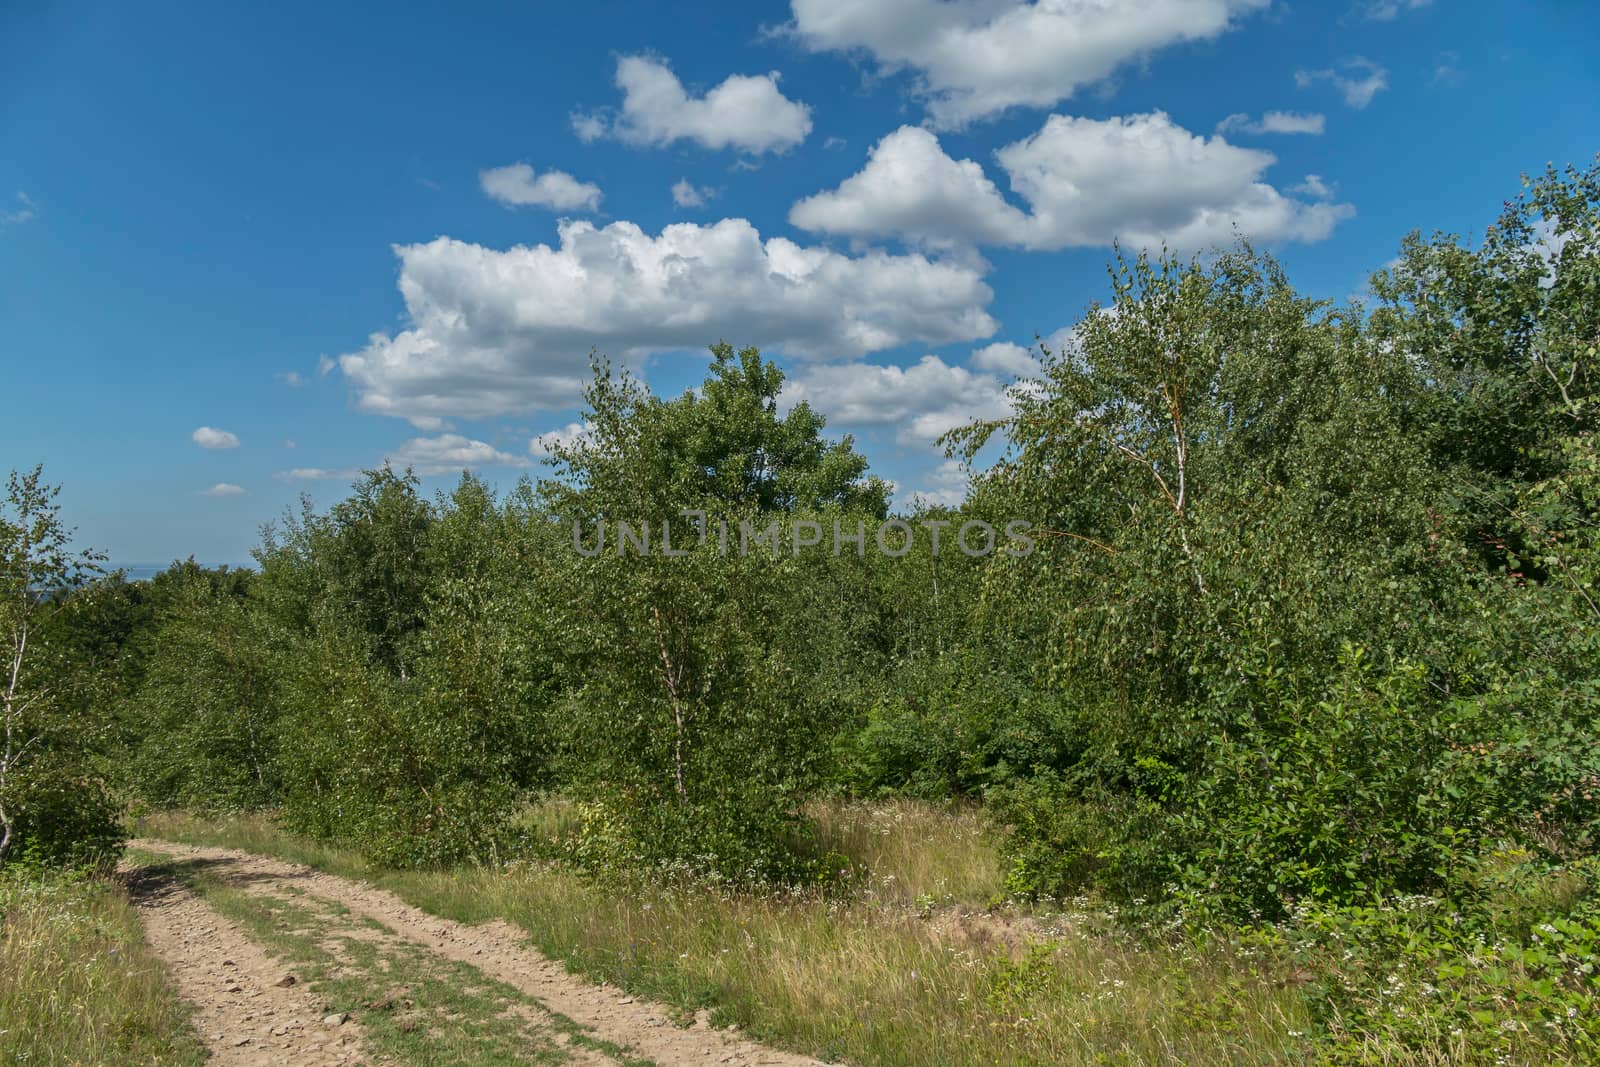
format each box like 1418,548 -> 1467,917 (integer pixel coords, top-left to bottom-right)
782,353 -> 1015,445
970,341 -> 1043,379
192,426 -> 240,449
274,435 -> 526,483
277,467 -> 358,481
786,0 -> 1270,128
200,483 -> 244,496
1291,174 -> 1337,199
384,433 -> 527,476
338,219 -> 997,424
791,126 -> 1030,250
573,55 -> 812,154
791,113 -> 1352,252
480,164 -> 603,212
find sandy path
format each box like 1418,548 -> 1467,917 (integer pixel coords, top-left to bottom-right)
119,861 -> 378,1066
128,839 -> 836,1067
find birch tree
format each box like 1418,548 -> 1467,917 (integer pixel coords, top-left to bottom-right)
538,350 -> 883,882
0,466 -> 104,869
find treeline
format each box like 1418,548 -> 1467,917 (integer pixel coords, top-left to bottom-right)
4,160 -> 1599,930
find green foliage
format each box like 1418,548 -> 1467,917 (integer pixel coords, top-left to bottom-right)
834,657 -> 1077,798
1,756 -> 123,870
1253,858 -> 1600,1062
255,466 -> 434,677
253,472 -> 560,866
955,244 -> 1448,913
537,349 -> 893,883
561,788 -> 834,888
958,164 -> 1600,929
124,568 -> 280,812
0,465 -> 121,871
985,941 -> 1062,1020
634,341 -> 892,515
271,618 -> 522,868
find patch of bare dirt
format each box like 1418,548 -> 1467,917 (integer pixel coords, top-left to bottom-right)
130,839 -> 837,1067
119,862 -> 379,1066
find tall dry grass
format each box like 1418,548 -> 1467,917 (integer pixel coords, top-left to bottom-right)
0,868 -> 203,1066
807,797 -> 1004,907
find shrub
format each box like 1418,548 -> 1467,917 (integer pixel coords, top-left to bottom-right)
833,660 -> 1080,799
273,627 -> 522,868
1257,859 -> 1600,1062
1,760 -> 122,871
563,786 -> 844,889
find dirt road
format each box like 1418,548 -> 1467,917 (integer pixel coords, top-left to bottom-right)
121,840 -> 836,1067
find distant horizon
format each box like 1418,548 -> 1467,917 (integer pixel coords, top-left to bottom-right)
108,561 -> 257,581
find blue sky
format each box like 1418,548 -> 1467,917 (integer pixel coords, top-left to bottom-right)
2,0 -> 1596,566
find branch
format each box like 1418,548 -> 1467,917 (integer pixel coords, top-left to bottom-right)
1537,348 -> 1583,419
1035,528 -> 1119,554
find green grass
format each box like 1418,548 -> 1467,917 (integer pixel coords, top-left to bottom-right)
140,808 -> 1319,1066
0,866 -> 205,1067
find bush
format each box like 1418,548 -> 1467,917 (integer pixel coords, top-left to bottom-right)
995,649 -> 1504,918
125,585 -> 282,813
0,759 -> 122,870
1256,859 -> 1600,1062
273,628 -> 523,868
1,465 -> 121,873
562,786 -> 843,889
991,776 -> 1173,907
832,659 -> 1081,799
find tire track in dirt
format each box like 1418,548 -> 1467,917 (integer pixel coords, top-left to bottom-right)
120,860 -> 378,1066
130,839 -> 838,1067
